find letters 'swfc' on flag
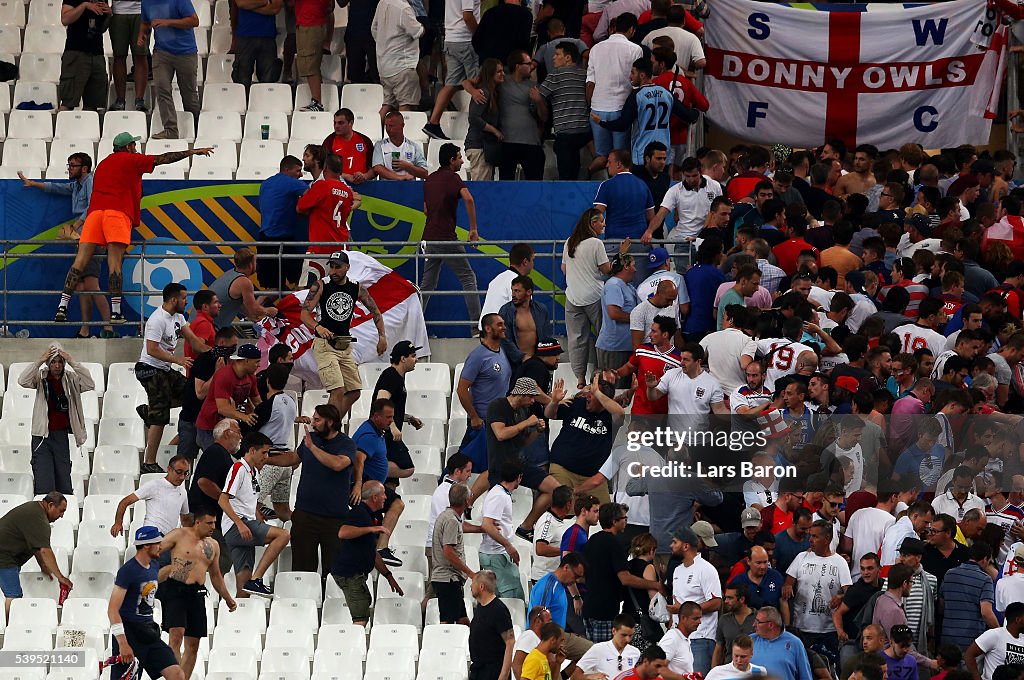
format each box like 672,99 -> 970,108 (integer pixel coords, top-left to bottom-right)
704,0 -> 1007,149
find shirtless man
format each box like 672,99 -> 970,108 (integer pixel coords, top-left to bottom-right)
157,510 -> 237,680
834,144 -> 878,199
499,275 -> 551,371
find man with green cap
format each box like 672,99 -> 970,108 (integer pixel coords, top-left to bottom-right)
53,133 -> 212,325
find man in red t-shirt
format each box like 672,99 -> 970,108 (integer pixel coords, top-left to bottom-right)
613,317 -> 682,414
651,46 -> 708,174
186,290 -> 221,360
321,108 -> 376,184
759,492 -> 803,534
54,132 -> 212,324
296,154 -> 360,287
195,343 -> 262,448
771,218 -> 820,276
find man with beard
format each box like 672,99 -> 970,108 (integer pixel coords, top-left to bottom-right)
615,316 -> 683,415
260,404 -> 356,573
301,251 -> 387,418
711,584 -> 755,667
515,339 -> 563,471
834,145 -> 878,200
462,314 -> 513,500
157,510 -> 237,680
500,276 -> 553,373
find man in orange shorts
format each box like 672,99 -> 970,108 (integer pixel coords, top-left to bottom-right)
54,131 -> 214,323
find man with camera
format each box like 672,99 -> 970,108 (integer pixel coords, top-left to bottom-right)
19,345 -> 94,495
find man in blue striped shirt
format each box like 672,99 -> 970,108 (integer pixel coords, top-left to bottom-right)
938,542 -> 999,649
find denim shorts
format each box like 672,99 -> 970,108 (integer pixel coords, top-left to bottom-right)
590,109 -> 628,158
0,567 -> 23,598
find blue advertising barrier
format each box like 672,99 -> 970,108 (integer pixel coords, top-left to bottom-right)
0,179 -> 602,337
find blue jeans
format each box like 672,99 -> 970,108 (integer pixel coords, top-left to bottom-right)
0,567 -> 23,598
591,109 -> 629,158
690,638 -> 715,675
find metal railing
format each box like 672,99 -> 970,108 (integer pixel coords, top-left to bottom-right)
3,237 -> 695,334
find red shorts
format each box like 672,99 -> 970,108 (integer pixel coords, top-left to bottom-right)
80,209 -> 132,246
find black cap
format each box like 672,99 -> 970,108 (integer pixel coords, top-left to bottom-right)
390,340 -> 421,362
971,159 -> 996,175
535,339 -> 564,357
230,343 -> 261,360
899,537 -> 926,555
909,213 -> 933,237
328,251 -> 350,265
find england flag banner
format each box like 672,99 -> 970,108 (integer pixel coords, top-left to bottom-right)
256,251 -> 430,389
704,0 -> 1007,149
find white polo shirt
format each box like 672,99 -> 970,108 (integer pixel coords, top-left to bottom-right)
659,627 -> 694,675
670,554 -> 720,639
371,136 -> 427,179
136,477 -> 189,536
656,368 -> 724,418
661,176 -> 722,240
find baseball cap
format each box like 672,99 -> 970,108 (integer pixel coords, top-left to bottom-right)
535,339 -> 564,357
691,520 -> 718,547
845,270 -> 867,295
134,526 -> 163,546
113,132 -> 141,148
909,213 -> 934,237
673,527 -> 699,547
834,376 -> 860,393
648,247 -> 670,269
740,507 -> 763,529
230,343 -> 261,360
389,340 -> 421,363
328,251 -> 350,266
1014,544 -> 1024,562
898,537 -> 925,555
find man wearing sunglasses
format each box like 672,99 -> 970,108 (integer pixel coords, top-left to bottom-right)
811,486 -> 845,554
111,454 -> 193,548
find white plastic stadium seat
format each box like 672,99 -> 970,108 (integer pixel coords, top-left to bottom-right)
235,166 -> 278,180
405,363 -> 451,393
103,111 -> 149,142
273,572 -> 322,605
2,138 -> 48,167
372,597 -> 421,630
263,628 -> 314,659
54,111 -> 100,141
319,599 -> 353,626
196,113 -> 243,142
91,445 -> 140,477
87,473 -> 135,496
0,26 -> 21,55
243,111 -> 289,141
60,597 -> 110,632
268,600 -> 318,634
26,0 -> 60,25
340,83 -> 383,115
294,83 -> 338,112
248,84 -> 293,113
18,54 -> 60,82
404,392 -> 448,421
290,112 -> 332,142
74,524 -> 125,554
208,649 -> 259,677
239,140 -> 284,168
9,598 -> 57,629
202,83 -> 247,112
315,626 -> 364,659
368,624 -> 418,656
22,26 -> 61,52
71,546 -> 120,574
0,494 -> 27,519
0,1 -> 24,27
0,443 -> 32,472
421,624 -> 469,650
96,418 -> 145,447
0,472 -> 32,497
402,419 -> 444,447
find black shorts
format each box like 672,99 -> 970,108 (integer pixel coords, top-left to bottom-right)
488,454 -> 547,491
385,435 -> 414,471
157,579 -> 208,638
384,484 -> 402,512
432,579 -> 467,622
113,621 -> 178,680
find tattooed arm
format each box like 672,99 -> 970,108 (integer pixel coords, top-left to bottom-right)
156,529 -> 180,581
357,282 -> 387,356
207,539 -> 237,611
153,147 -> 214,167
300,279 -> 333,339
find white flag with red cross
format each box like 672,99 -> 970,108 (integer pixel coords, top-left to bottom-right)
704,0 -> 1006,149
